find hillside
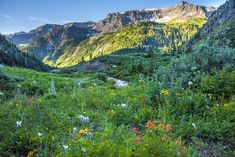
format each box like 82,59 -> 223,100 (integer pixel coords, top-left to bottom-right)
0,34 -> 49,71
55,18 -> 206,67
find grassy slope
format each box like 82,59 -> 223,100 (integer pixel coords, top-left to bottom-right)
53,18 -> 206,67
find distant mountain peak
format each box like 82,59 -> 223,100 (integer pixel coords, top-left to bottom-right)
180,0 -> 189,6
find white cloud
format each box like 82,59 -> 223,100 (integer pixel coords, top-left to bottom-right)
210,0 -> 227,7
28,16 -> 51,23
2,14 -> 12,19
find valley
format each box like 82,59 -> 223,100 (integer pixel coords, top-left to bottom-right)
0,0 -> 234,156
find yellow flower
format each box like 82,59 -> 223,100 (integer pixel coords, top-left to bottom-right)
160,89 -> 169,96
79,128 -> 90,134
27,149 -> 37,157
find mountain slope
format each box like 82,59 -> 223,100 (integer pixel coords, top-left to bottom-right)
7,24 -> 63,45
0,34 -> 49,71
55,18 -> 206,67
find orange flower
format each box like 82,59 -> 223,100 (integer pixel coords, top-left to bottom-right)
131,127 -> 138,133
158,121 -> 164,129
146,121 -> 156,129
175,140 -> 181,146
179,147 -> 186,156
161,136 -> 167,142
165,124 -> 172,132
133,136 -> 141,142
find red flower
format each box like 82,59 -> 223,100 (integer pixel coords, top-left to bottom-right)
175,140 -> 181,146
131,127 -> 138,133
133,136 -> 141,142
165,124 -> 172,132
146,121 -> 156,129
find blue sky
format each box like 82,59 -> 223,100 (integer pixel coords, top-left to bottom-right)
0,0 -> 227,34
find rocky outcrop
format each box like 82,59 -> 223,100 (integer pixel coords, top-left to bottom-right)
197,0 -> 235,39
95,1 -> 216,32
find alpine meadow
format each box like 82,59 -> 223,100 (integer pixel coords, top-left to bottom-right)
0,0 -> 235,157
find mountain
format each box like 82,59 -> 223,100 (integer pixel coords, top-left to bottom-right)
7,24 -> 63,45
0,34 -> 49,71
95,1 -> 216,32
12,1 -> 215,68
55,18 -> 206,67
23,22 -> 98,64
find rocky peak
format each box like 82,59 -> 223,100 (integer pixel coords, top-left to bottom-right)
180,0 -> 189,6
96,1 -> 214,32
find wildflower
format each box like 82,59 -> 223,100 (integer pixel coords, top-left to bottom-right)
79,128 -> 90,134
160,89 -> 169,96
188,81 -> 193,86
133,136 -> 141,142
48,79 -> 57,97
131,127 -> 138,133
192,123 -> 197,130
191,67 -> 197,71
175,140 -> 181,146
158,121 -> 164,129
38,132 -> 42,138
146,121 -> 156,129
79,115 -> 89,123
73,127 -> 78,133
165,124 -> 172,132
16,121 -> 22,127
63,145 -> 69,150
27,149 -> 37,157
81,147 -> 87,153
120,103 -> 127,108
0,91 -> 4,96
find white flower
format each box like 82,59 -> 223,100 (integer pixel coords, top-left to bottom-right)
16,121 -> 22,127
31,80 -> 37,85
38,132 -> 42,138
192,123 -> 197,130
63,145 -> 69,150
81,147 -> 87,153
73,127 -> 78,133
188,81 -> 193,86
191,67 -> 197,71
0,91 -> 4,96
121,103 -> 127,108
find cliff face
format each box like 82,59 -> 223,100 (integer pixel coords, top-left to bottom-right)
197,0 -> 235,39
95,1 -> 216,32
